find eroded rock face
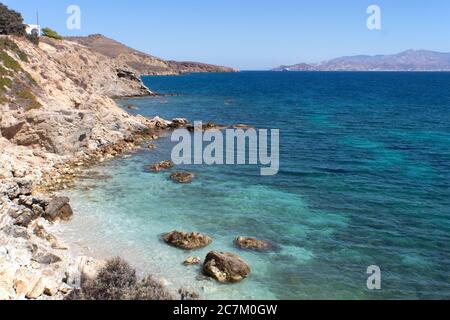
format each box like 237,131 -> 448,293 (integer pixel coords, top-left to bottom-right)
234,237 -> 273,251
162,231 -> 212,250
149,160 -> 174,172
44,197 -> 73,222
170,172 -> 195,184
10,207 -> 39,227
203,251 -> 251,283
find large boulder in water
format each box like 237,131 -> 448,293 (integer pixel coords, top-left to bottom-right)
44,196 -> 73,222
170,172 -> 195,184
162,231 -> 212,250
203,251 -> 251,283
234,236 -> 273,252
149,160 -> 174,172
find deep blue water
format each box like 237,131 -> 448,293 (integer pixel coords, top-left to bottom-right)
60,72 -> 450,299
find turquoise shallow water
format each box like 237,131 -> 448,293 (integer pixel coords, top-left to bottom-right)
59,72 -> 450,299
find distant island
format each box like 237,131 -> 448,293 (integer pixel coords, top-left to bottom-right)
272,50 -> 450,72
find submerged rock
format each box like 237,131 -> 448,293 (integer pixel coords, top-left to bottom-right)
203,251 -> 251,283
183,256 -> 201,266
233,124 -> 253,129
162,231 -> 212,250
149,160 -> 174,172
234,236 -> 273,252
170,172 -> 195,184
44,197 -> 73,222
178,288 -> 200,300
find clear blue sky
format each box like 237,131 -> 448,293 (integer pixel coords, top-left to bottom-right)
3,0 -> 450,70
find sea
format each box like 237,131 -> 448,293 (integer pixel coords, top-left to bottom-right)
57,71 -> 450,299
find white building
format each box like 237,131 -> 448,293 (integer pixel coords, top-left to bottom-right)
25,24 -> 41,36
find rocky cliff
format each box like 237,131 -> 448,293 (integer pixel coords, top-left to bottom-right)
0,35 -> 162,300
1,35 -> 155,177
65,34 -> 237,75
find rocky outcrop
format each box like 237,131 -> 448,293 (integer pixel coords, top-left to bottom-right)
234,237 -> 273,252
162,231 -> 212,250
203,251 -> 251,283
186,121 -> 227,132
169,118 -> 189,129
170,172 -> 195,184
149,116 -> 170,130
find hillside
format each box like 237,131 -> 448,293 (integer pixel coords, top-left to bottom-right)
65,34 -> 237,75
273,50 -> 450,71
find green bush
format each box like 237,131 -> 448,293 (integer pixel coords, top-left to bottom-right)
42,27 -> 63,40
0,3 -> 26,36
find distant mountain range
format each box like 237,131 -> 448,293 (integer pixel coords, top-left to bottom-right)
65,34 -> 237,75
272,50 -> 450,72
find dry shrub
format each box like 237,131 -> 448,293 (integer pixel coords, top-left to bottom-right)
65,257 -> 180,301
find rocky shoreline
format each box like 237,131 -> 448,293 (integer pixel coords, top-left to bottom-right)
0,122 -> 172,300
